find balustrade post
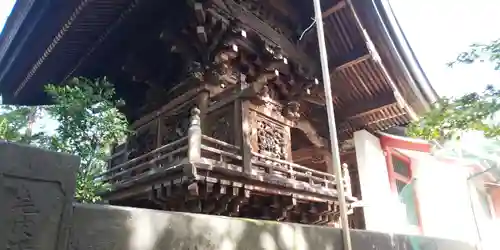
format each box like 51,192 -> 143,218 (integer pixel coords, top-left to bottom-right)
342,163 -> 352,197
196,90 -> 210,133
186,107 -> 202,176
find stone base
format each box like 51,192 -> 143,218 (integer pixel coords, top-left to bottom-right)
69,203 -> 475,250
0,142 -> 79,250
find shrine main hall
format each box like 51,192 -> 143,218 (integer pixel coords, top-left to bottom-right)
0,0 -> 436,227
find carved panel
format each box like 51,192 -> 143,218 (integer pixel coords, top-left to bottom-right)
207,105 -> 235,145
160,111 -> 190,146
256,118 -> 287,160
128,125 -> 156,160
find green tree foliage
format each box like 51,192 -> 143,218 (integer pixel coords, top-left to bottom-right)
44,77 -> 128,203
0,77 -> 128,203
408,39 -> 500,140
0,106 -> 43,143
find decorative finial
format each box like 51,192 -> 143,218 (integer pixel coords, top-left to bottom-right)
342,163 -> 348,170
190,107 -> 201,127
191,107 -> 201,117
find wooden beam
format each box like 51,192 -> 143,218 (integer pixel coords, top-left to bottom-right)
224,1 -> 317,74
294,118 -> 329,148
329,49 -> 370,72
336,91 -> 396,120
302,1 -> 346,42
322,1 -> 347,19
334,54 -> 371,72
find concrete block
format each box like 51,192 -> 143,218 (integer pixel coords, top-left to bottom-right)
70,204 -> 299,250
294,224 -> 343,250
0,142 -> 79,250
392,234 -> 476,250
70,203 -> 477,250
351,229 -> 393,250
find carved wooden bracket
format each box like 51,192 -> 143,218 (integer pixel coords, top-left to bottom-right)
283,101 -> 301,121
294,118 -> 328,148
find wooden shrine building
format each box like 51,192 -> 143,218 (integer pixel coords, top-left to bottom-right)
0,0 -> 436,227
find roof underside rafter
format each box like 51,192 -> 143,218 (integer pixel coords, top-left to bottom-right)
0,0 -> 436,143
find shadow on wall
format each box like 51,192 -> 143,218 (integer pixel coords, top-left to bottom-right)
68,204 -> 475,250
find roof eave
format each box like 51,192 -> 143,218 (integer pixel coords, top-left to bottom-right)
0,0 -> 51,103
371,0 -> 438,114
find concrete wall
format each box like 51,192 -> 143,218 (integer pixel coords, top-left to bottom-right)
353,130 -> 406,233
69,203 -> 475,250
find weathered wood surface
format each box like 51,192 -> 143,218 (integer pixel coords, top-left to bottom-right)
102,0 -> 356,226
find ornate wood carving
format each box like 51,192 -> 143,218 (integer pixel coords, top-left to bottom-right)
160,111 -> 190,145
231,0 -> 295,40
207,106 -> 234,145
256,118 -> 287,160
102,0 -> 359,228
128,126 -> 156,160
283,101 -> 300,121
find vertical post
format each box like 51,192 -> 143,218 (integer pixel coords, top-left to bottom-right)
343,163 -> 352,197
187,107 -> 202,176
236,78 -> 253,175
155,118 -> 162,167
240,100 -> 253,175
197,90 -> 210,133
312,0 -> 352,250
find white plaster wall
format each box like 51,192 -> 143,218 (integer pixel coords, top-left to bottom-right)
469,182 -> 500,250
353,130 -> 405,233
389,149 -> 496,249
405,152 -> 479,244
353,131 -> 497,249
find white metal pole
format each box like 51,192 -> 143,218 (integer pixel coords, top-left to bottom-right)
311,1 -> 352,250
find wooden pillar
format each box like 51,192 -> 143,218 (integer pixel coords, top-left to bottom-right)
324,152 -> 335,187
196,90 -> 210,133
343,163 -> 352,197
233,75 -> 253,175
241,101 -> 253,175
186,107 -> 201,176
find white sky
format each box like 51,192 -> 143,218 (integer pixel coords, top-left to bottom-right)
0,0 -> 499,98
389,0 -> 500,97
0,0 -> 14,33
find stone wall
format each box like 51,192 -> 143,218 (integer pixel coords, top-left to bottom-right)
0,141 -> 79,250
69,203 -> 475,250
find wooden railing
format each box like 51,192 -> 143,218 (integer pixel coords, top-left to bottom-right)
101,106 -> 352,197
252,152 -> 352,195
201,135 -> 241,161
100,137 -> 188,184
